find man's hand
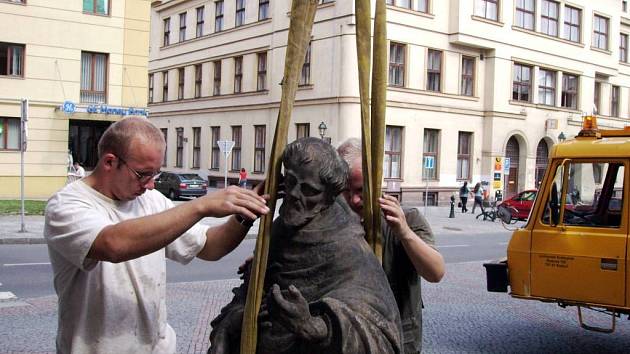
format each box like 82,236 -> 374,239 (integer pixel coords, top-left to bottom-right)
267,284 -> 327,342
200,185 -> 270,220
379,194 -> 412,240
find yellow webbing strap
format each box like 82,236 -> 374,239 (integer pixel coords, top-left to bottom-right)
354,0 -> 376,260
239,1 -> 318,353
370,0 -> 387,261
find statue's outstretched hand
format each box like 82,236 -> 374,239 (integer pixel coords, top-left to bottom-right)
269,284 -> 327,342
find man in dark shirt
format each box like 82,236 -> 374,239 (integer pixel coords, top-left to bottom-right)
338,138 -> 445,354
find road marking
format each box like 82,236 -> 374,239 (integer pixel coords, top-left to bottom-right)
0,291 -> 16,300
3,262 -> 51,267
438,244 -> 470,248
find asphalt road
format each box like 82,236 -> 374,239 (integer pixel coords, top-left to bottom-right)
0,231 -> 510,299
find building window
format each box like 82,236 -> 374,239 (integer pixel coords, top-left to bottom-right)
562,6 -> 580,43
319,0 -> 333,4
538,69 -> 555,106
594,81 -> 601,114
423,128 -> 439,180
624,0 -> 628,12
254,125 -> 266,173
1,42 -> 24,77
163,18 -> 170,46
196,6 -> 205,37
236,0 -> 245,27
427,49 -> 442,92
512,63 -> 531,102
540,0 -> 558,37
561,73 -> 578,109
592,15 -> 608,50
161,128 -> 167,166
176,127 -> 184,168
300,42 -> 311,85
192,127 -> 201,168
215,0 -> 224,32
0,117 -> 20,151
259,0 -> 269,20
162,71 -> 168,101
211,126 -> 220,170
457,132 -> 472,180
388,42 -> 405,87
194,64 -> 202,98
83,0 -> 109,15
257,52 -> 267,91
461,56 -> 475,96
621,34 -> 628,62
515,0 -> 534,31
213,60 -> 221,95
80,52 -> 107,103
179,12 -> 187,42
231,126 -> 242,171
296,123 -> 310,139
234,56 -> 243,93
178,67 -> 184,100
611,85 -> 620,117
416,0 -> 428,12
387,0 -> 428,12
474,0 -> 498,21
148,74 -> 154,103
384,126 -> 402,179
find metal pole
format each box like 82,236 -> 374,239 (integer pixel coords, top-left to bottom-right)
424,180 -> 428,215
224,152 -> 228,189
19,99 -> 27,233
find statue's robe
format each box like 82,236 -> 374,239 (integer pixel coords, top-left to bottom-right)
209,198 -> 402,354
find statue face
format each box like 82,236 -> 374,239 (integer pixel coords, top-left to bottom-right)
279,164 -> 329,227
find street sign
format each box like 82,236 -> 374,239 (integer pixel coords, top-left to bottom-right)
494,172 -> 501,181
21,99 -> 28,152
504,158 -> 511,175
494,157 -> 503,172
423,156 -> 435,169
217,140 -> 235,154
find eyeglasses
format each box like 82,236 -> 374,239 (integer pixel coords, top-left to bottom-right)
116,156 -> 161,183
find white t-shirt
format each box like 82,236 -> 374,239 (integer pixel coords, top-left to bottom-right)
44,180 -> 208,354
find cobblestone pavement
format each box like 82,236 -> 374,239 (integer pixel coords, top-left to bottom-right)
2,261 -> 630,353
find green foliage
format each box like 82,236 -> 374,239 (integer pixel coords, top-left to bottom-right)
0,200 -> 47,215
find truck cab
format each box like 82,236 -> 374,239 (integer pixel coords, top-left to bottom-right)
486,116 -> 630,331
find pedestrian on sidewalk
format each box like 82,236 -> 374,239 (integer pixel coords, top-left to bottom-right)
238,167 -> 248,188
44,117 -> 270,354
337,138 -> 445,354
459,181 -> 470,213
471,182 -> 486,217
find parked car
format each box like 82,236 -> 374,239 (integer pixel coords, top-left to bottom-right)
154,172 -> 207,200
497,189 -> 538,221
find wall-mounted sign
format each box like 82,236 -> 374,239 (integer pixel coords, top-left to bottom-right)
58,101 -> 149,117
494,157 -> 503,172
494,172 -> 501,181
504,157 -> 511,175
424,156 -> 435,169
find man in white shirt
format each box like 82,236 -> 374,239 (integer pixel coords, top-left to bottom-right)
71,161 -> 85,178
45,117 -> 270,354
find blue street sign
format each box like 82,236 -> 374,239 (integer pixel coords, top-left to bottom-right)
424,156 -> 435,169
504,157 -> 511,175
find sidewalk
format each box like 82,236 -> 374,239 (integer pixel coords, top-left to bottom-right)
0,202 -> 518,245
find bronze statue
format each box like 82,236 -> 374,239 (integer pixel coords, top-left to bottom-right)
209,137 -> 402,354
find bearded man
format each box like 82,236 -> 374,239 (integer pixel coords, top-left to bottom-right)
209,137 -> 402,354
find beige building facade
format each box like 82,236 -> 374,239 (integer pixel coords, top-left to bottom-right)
149,0 -> 630,205
0,0 -> 151,199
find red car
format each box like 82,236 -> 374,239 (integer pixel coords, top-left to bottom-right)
497,189 -> 538,221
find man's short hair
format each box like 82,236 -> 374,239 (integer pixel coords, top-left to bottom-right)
97,117 -> 165,159
337,137 -> 362,169
282,137 -> 348,201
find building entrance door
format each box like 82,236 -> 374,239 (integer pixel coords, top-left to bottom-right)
505,136 -> 520,198
69,119 -> 112,170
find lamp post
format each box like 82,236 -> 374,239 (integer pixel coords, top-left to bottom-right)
318,121 -> 327,139
558,131 -> 566,143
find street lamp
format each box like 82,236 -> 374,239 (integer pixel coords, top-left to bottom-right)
558,131 -> 566,142
318,121 -> 327,139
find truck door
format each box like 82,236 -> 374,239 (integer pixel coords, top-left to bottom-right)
531,160 -> 627,306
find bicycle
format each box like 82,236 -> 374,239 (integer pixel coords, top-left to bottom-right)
476,200 -> 498,222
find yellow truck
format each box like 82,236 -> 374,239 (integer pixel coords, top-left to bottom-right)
485,116 -> 629,332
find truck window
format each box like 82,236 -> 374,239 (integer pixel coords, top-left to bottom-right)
542,164 -> 564,225
562,162 -> 624,228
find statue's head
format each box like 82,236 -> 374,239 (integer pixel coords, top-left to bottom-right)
279,137 -> 348,228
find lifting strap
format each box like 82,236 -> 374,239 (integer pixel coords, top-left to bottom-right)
239,1 -> 318,353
